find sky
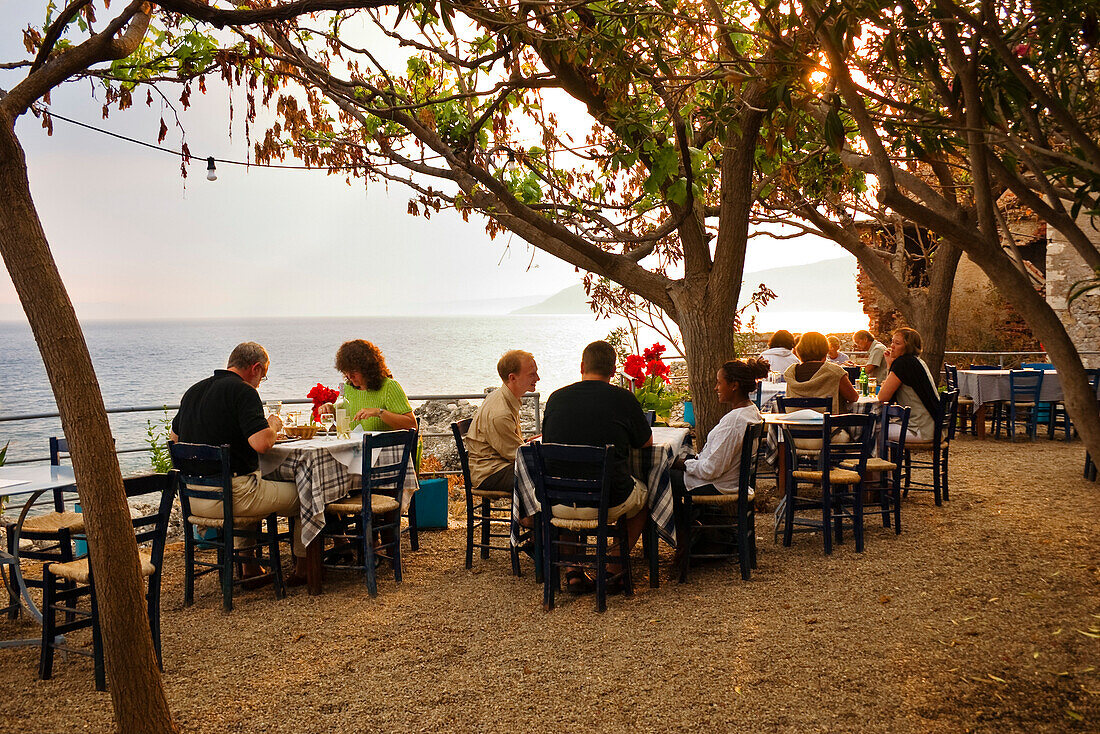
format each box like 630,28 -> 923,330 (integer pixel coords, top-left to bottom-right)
0,5 -> 862,325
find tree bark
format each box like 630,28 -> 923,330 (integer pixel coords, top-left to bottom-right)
0,114 -> 177,732
673,286 -> 737,449
961,238 -> 1100,462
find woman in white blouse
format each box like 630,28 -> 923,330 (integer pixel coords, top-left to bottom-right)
675,357 -> 769,495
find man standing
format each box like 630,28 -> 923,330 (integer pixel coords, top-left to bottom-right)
170,342 -> 307,582
465,349 -> 539,494
851,329 -> 889,381
541,340 -> 652,590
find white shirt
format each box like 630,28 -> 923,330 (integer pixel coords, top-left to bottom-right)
760,347 -> 799,374
684,404 -> 763,494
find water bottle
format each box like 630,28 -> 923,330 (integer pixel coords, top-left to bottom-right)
858,366 -> 868,396
334,389 -> 350,438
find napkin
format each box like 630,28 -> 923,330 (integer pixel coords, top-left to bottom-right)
351,425 -> 365,435
784,409 -> 824,422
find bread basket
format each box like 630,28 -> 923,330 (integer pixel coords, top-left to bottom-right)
284,424 -> 320,439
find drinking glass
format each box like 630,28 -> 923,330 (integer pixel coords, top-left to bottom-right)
319,410 -> 335,437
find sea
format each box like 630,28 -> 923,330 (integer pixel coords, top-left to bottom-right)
0,315 -> 629,471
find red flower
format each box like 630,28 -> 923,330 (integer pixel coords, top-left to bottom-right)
643,343 -> 666,361
646,359 -> 670,381
623,354 -> 647,379
307,383 -> 339,421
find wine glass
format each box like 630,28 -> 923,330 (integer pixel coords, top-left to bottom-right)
319,409 -> 335,437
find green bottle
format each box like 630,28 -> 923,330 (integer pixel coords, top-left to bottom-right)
858,366 -> 868,396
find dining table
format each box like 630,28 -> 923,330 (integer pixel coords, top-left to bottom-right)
0,464 -> 77,647
259,431 -> 418,594
956,369 -> 1066,439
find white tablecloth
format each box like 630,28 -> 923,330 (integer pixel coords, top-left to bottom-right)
260,433 -> 418,547
957,370 -> 1064,407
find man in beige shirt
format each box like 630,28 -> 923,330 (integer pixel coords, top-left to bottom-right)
465,350 -> 539,494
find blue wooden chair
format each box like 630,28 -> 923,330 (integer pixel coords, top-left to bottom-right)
170,442 -> 286,612
903,390 -> 958,505
451,419 -> 536,577
677,421 -> 764,582
39,472 -> 175,690
322,429 -> 417,597
943,365 -> 976,435
996,370 -> 1044,440
4,437 -> 84,621
782,413 -> 875,554
529,442 -> 632,613
842,405 -> 910,534
776,395 -> 833,466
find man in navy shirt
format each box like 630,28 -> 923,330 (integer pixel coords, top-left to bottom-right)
171,342 -> 307,583
542,341 -> 653,590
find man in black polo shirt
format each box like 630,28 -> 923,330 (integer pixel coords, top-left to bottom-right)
542,340 -> 653,588
170,342 -> 307,581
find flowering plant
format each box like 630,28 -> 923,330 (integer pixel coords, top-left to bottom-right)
622,343 -> 677,420
307,383 -> 339,423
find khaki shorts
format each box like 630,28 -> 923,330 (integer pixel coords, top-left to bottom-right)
551,476 -> 647,525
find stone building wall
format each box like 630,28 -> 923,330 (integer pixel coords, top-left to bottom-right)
1047,214 -> 1100,368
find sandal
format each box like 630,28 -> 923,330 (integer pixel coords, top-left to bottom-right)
565,570 -> 595,595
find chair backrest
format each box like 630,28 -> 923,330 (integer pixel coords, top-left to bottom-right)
47,437 -> 71,512
737,422 -> 765,499
451,419 -> 474,490
1021,362 -> 1056,371
753,383 -> 763,408
1087,368 -> 1100,396
530,442 -> 615,521
168,442 -> 234,529
937,389 -> 959,443
880,404 -> 911,462
820,413 -> 876,475
777,396 -> 833,414
645,410 -> 656,426
943,364 -> 959,391
1009,369 -> 1044,402
125,473 -> 177,574
361,430 -> 417,501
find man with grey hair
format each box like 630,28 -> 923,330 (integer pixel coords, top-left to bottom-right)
850,329 -> 889,381
465,349 -> 539,495
171,342 -> 308,585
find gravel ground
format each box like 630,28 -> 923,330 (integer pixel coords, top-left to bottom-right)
1,435 -> 1097,733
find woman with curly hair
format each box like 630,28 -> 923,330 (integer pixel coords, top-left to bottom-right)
332,340 -> 417,431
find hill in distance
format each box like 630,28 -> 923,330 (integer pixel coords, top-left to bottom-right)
511,256 -> 860,315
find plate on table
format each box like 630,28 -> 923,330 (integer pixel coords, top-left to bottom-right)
274,436 -> 301,444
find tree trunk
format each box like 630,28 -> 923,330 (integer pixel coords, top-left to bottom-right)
964,240 -> 1100,462
0,115 -> 177,731
673,286 -> 737,448
911,293 -> 951,385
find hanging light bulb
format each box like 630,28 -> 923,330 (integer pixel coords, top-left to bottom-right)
206,156 -> 217,181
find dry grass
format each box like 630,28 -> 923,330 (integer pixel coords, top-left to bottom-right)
1,436 -> 1098,733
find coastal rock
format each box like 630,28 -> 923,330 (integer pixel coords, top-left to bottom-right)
416,395 -> 544,472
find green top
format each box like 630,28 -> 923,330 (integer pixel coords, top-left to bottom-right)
342,378 -> 413,431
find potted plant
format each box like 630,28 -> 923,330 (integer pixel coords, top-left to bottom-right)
622,343 -> 680,425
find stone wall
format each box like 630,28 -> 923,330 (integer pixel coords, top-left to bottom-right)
1047,214 -> 1100,368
